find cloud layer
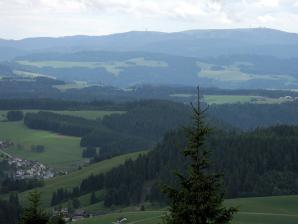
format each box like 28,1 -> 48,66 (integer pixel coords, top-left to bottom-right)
1,0 -> 298,39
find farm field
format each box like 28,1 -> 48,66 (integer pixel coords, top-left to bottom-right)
16,58 -> 168,76
0,109 -> 124,170
76,195 -> 298,224
0,121 -> 84,170
0,110 -> 124,121
54,81 -> 93,91
203,95 -> 291,105
20,151 -> 145,207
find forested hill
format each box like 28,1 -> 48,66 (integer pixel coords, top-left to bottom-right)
72,125 -> 298,207
2,28 -> 298,59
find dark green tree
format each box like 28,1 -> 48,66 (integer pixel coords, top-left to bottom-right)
90,192 -> 98,204
19,191 -> 49,224
7,110 -> 24,121
162,87 -> 237,224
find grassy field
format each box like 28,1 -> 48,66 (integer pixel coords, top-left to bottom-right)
204,95 -> 291,105
54,81 -> 93,91
20,151 -> 144,207
75,195 -> 298,224
197,62 -> 297,86
0,110 -> 123,121
0,110 -> 124,170
77,211 -> 164,224
17,58 -> 168,76
0,121 -> 84,170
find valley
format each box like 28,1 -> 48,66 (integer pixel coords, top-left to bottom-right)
2,27 -> 298,224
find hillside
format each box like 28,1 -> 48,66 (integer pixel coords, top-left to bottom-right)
1,28 -> 298,89
75,195 -> 298,224
7,50 -> 298,89
0,110 -> 122,170
19,151 -> 144,207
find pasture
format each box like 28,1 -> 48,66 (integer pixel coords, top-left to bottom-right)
0,121 -> 83,170
0,109 -> 124,170
76,195 -> 298,224
17,58 -> 168,76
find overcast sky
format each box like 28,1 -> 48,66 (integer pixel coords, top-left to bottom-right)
1,0 -> 298,39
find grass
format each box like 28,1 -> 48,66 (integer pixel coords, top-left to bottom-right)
75,195 -> 298,224
20,151 -> 145,207
54,81 -> 92,91
0,121 -> 83,170
197,62 -> 298,86
0,110 -> 124,170
76,211 -> 164,224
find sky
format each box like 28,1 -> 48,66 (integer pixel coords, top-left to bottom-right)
1,0 -> 298,39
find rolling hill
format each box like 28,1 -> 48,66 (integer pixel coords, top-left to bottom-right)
1,28 -> 298,89
7,50 -> 298,89
1,28 -> 298,59
19,151 -> 145,207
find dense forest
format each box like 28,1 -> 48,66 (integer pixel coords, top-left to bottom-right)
24,100 -> 192,159
208,102 -> 298,130
50,125 -> 298,207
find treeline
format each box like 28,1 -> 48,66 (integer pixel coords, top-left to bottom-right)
1,178 -> 44,193
0,194 -> 21,224
208,101 -> 298,130
62,125 -> 298,207
24,100 -> 192,160
24,111 -> 96,137
0,98 -> 121,111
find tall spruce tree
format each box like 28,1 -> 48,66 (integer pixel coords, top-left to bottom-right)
19,191 -> 48,224
162,87 -> 237,224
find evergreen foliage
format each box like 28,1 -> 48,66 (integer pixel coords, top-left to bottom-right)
20,191 -> 49,224
161,88 -> 237,224
90,192 -> 98,204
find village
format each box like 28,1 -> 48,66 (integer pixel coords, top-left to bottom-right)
8,157 -> 55,180
0,140 -> 55,180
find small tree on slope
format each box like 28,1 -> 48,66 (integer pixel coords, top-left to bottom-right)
162,87 -> 237,224
19,191 -> 49,224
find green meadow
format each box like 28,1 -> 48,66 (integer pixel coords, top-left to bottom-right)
75,195 -> 298,224
0,121 -> 83,170
0,110 -> 124,170
20,152 -> 145,207
17,58 -> 168,76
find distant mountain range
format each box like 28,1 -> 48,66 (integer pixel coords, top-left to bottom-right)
2,28 -> 298,60
2,28 -> 298,89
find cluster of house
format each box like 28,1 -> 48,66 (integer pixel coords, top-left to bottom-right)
53,208 -> 107,222
280,95 -> 298,101
8,157 -> 55,180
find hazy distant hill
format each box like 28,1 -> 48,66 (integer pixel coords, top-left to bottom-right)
2,28 -> 298,60
8,50 -> 298,89
2,28 -> 298,89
